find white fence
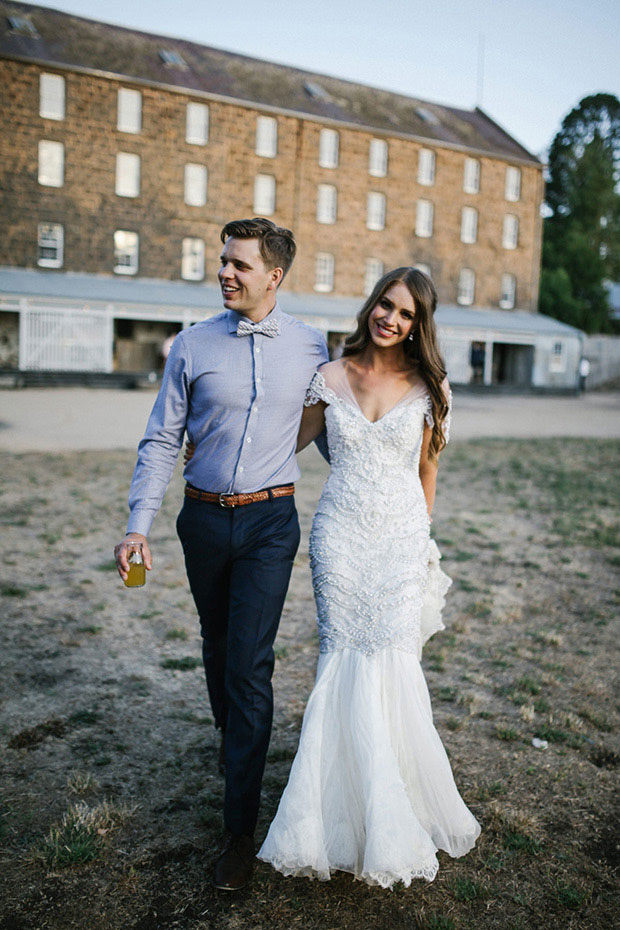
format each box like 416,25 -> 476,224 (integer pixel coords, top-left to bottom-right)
18,306 -> 113,372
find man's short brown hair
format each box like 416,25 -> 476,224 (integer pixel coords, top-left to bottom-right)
220,218 -> 297,280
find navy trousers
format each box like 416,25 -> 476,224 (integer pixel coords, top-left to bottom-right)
176,493 -> 300,836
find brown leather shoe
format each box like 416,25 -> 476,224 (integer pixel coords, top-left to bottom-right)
218,732 -> 225,777
213,832 -> 255,891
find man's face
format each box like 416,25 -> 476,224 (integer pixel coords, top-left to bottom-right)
218,237 -> 280,317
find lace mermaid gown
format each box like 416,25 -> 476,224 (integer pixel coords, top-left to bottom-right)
258,362 -> 480,887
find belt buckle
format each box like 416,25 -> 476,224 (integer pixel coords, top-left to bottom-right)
219,493 -> 236,508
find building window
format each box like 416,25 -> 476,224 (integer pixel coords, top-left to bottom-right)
38,140 -> 64,187
369,138 -> 388,177
463,157 -> 480,194
418,148 -> 435,186
366,192 -> 386,231
503,214 -> 519,249
256,115 -> 277,158
550,341 -> 566,372
315,252 -> 334,292
461,206 -> 478,244
39,73 -> 65,120
184,164 -> 207,206
364,258 -> 384,296
115,153 -> 140,198
415,199 -> 434,238
318,128 -> 339,168
186,102 -> 209,145
505,166 -> 521,201
414,263 -> 431,277
253,174 -> 276,215
114,230 -> 139,275
37,223 -> 64,268
317,184 -> 337,224
181,237 -> 205,280
117,88 -> 142,134
500,273 -> 516,309
457,268 -> 475,305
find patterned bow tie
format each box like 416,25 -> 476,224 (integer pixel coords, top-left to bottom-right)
236,317 -> 280,338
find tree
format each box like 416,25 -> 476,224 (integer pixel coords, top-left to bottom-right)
541,93 -> 620,333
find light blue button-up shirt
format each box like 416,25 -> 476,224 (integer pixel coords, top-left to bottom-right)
127,304 -> 329,536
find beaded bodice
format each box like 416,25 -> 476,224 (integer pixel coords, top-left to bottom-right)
304,366 -> 450,656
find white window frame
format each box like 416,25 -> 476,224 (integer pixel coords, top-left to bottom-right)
499,273 -> 516,309
184,164 -> 207,206
255,115 -> 277,158
319,128 -> 339,169
314,252 -> 334,292
113,230 -> 139,275
505,165 -> 521,202
37,223 -> 64,268
253,174 -> 276,215
366,192 -> 386,231
186,102 -> 209,145
117,88 -> 142,134
115,152 -> 140,198
317,184 -> 337,224
417,148 -> 435,186
181,237 -> 205,281
364,258 -> 384,296
39,73 -> 65,120
502,214 -> 519,249
368,138 -> 388,177
415,199 -> 433,238
38,140 -> 64,187
457,268 -> 476,306
461,206 -> 478,244
463,157 -> 480,194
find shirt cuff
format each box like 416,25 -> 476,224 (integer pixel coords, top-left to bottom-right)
127,509 -> 156,537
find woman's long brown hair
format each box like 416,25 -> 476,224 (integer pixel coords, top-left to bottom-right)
342,266 -> 449,461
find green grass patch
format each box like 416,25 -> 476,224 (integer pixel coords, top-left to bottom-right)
69,709 -> 98,727
164,628 -> 188,641
1,584 -> 27,598
496,727 -> 520,742
160,657 -> 201,671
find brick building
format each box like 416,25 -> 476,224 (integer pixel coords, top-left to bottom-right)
0,1 -> 582,388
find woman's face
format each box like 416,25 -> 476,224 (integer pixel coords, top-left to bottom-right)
368,282 -> 416,347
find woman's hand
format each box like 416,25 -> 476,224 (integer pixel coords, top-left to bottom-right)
183,441 -> 196,465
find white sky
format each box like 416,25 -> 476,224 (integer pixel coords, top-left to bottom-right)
23,0 -> 620,157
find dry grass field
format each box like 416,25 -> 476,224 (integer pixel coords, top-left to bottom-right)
1,438 -> 619,930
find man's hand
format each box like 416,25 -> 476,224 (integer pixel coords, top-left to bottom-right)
183,441 -> 196,465
114,533 -> 152,582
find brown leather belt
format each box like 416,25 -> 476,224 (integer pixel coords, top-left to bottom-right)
185,483 -> 295,508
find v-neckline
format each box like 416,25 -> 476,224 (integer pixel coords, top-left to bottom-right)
339,361 -> 422,425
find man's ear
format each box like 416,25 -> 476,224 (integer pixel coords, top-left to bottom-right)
268,266 -> 284,291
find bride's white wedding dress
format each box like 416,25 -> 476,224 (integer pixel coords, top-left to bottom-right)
258,361 -> 480,888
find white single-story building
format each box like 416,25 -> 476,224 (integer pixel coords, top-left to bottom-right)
0,267 -> 583,391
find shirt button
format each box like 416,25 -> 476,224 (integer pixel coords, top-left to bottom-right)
246,437 -> 252,443
256,346 -> 261,353
239,466 -> 244,473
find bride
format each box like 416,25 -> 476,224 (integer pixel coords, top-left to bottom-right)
257,266 -> 481,887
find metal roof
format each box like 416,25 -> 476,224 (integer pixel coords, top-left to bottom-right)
0,267 -> 581,338
0,1 -> 540,165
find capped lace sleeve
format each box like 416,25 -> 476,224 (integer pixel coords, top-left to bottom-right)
423,380 -> 452,444
304,370 -> 335,407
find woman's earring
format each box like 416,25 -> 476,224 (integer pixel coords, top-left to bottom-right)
408,332 -> 414,341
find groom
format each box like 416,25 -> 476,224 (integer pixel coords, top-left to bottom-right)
114,218 -> 328,890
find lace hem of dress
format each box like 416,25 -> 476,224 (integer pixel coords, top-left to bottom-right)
259,855 -> 440,888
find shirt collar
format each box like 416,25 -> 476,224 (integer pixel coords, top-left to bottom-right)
226,302 -> 283,334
